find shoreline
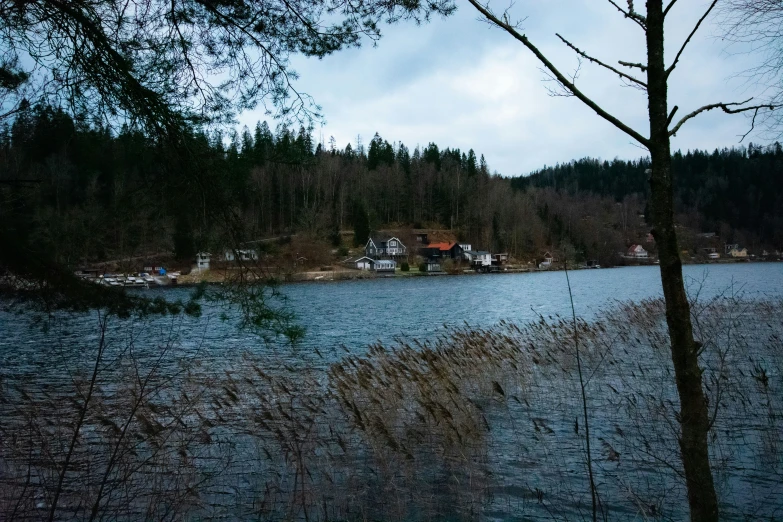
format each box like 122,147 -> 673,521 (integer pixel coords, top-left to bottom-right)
165,258 -> 781,288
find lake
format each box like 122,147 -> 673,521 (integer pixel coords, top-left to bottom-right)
1,262 -> 782,521
279,263 -> 783,351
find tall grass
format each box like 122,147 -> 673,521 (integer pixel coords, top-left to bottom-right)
1,295 -> 781,520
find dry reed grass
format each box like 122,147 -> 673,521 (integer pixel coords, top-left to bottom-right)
1,295 -> 781,520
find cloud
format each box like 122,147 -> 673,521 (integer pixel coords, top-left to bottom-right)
238,2 -> 770,176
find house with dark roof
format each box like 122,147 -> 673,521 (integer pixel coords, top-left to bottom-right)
343,256 -> 376,270
365,236 -> 407,259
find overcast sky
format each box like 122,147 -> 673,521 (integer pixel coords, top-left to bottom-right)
238,1 -> 767,177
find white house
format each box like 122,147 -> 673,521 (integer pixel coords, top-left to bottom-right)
373,259 -> 396,272
349,256 -> 375,270
458,243 -> 472,252
539,251 -> 555,269
464,250 -> 492,267
729,247 -> 748,258
196,252 -> 211,270
626,244 -> 648,258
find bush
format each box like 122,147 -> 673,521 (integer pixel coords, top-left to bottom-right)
337,245 -> 349,257
401,262 -> 410,272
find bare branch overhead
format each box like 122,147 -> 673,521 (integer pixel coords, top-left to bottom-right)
618,60 -> 647,72
556,34 -> 647,88
606,0 -> 647,29
467,0 -> 649,147
666,0 -> 719,78
663,0 -> 679,18
669,99 -> 775,136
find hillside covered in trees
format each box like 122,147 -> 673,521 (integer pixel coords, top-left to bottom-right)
2,105 -> 781,270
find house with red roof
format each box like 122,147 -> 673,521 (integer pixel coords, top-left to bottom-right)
419,242 -> 465,260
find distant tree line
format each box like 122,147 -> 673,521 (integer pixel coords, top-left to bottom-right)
2,105 -> 781,270
514,145 -> 783,248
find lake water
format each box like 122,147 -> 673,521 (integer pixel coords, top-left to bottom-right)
280,263 -> 783,351
1,262 -> 782,521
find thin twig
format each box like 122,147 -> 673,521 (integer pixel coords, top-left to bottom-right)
564,259 -> 598,522
556,34 -> 647,88
48,312 -> 108,522
666,0 -> 719,78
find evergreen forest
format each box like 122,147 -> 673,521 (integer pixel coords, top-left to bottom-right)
2,105 -> 781,270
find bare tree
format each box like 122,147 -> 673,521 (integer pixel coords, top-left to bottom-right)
464,1 -> 773,520
721,0 -> 783,135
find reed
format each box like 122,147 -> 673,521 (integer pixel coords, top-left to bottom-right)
1,295 -> 781,520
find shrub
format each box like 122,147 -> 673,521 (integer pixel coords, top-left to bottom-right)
401,262 -> 410,272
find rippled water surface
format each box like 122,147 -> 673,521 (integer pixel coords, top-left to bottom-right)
1,263 -> 782,521
280,263 -> 783,351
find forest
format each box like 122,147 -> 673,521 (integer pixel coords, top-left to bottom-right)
2,104 -> 782,269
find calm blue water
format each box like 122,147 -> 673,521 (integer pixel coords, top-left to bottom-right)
279,263 -> 783,351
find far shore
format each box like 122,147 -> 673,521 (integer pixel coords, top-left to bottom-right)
164,257 -> 780,288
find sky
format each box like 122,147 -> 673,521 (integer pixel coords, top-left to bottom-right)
237,1 -> 768,177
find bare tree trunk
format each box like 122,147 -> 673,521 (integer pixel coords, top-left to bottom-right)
646,3 -> 718,520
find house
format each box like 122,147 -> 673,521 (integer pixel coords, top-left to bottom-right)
724,243 -> 739,255
420,242 -> 464,260
344,256 -> 375,270
626,244 -> 648,258
458,243 -> 472,252
365,236 -> 407,258
463,250 -> 492,268
223,249 -> 258,262
538,251 -> 556,269
373,259 -> 396,273
196,252 -> 211,270
729,247 -> 748,258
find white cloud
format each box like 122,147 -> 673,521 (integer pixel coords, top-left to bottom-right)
238,1 -> 770,175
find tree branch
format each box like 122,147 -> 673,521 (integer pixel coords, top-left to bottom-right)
467,0 -> 649,147
666,0 -> 718,78
606,0 -> 647,29
556,34 -> 647,89
618,60 -> 647,72
669,99 -> 774,137
738,107 -> 763,142
663,0 -> 678,18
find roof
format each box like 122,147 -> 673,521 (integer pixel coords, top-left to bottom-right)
368,235 -> 405,246
349,256 -> 375,263
426,242 -> 457,251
